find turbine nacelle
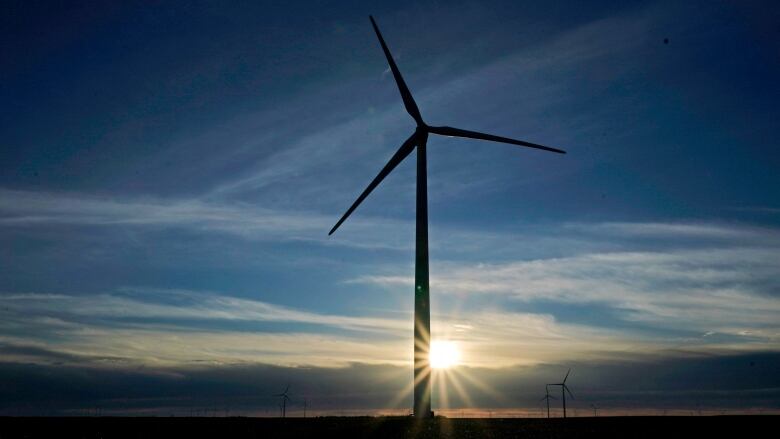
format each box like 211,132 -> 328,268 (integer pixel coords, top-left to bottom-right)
329,16 -> 566,237
547,369 -> 574,418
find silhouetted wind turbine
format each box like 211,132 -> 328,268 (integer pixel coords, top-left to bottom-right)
329,15 -> 566,419
273,384 -> 291,418
547,369 -> 574,418
541,385 -> 557,418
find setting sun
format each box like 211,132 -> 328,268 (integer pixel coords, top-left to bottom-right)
430,341 -> 461,369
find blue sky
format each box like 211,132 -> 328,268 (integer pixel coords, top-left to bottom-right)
1,0 -> 779,415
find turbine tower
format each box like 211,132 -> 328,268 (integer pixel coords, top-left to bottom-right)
547,369 -> 574,418
329,16 -> 566,419
540,385 -> 557,418
273,384 -> 291,418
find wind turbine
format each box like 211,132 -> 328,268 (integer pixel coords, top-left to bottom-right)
540,385 -> 557,419
273,384 -> 291,418
329,15 -> 566,419
547,369 -> 574,418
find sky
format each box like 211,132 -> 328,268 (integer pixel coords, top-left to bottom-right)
1,0 -> 780,416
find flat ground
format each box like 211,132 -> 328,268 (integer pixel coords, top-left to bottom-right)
0,415 -> 776,438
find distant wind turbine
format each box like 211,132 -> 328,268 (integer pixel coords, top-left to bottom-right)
540,385 -> 557,419
591,403 -> 599,417
329,15 -> 566,419
273,384 -> 291,418
547,369 -> 574,418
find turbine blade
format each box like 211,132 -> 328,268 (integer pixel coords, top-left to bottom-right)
369,16 -> 423,125
564,385 -> 574,399
428,125 -> 566,154
329,132 -> 417,235
564,368 -> 571,383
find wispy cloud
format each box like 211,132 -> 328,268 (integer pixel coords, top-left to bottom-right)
572,221 -> 780,242
0,288 -> 409,367
0,285 -> 672,369
0,288 -> 406,333
0,188 -> 412,250
147,0 -> 676,211
354,221 -> 780,354
4,183 -> 779,365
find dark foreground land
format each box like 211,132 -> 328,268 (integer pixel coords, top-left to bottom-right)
0,416 -> 777,438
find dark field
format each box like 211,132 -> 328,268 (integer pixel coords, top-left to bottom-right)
0,416 -> 776,438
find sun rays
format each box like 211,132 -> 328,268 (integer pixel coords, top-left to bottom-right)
382,333 -> 504,415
